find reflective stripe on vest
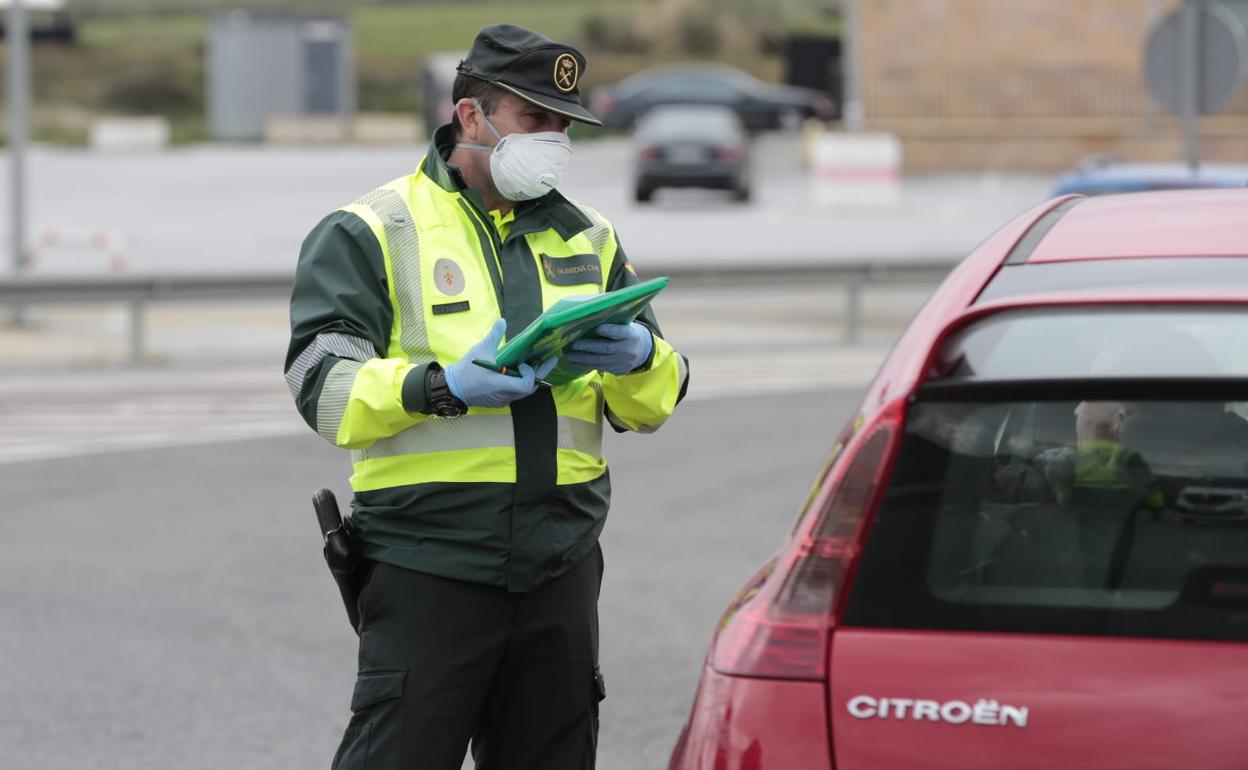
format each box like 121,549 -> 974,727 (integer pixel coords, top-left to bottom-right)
318,359 -> 364,444
285,331 -> 375,402
351,413 -> 602,462
356,187 -> 433,362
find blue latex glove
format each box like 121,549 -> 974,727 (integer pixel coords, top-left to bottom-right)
564,322 -> 654,375
445,319 -> 559,408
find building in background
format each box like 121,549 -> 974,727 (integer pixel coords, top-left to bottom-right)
0,0 -> 75,43
206,12 -> 355,142
857,0 -> 1248,171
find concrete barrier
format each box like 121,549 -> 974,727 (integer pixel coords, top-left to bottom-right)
264,115 -> 351,145
352,113 -> 423,145
28,227 -> 128,274
266,114 -> 422,146
809,131 -> 902,206
89,116 -> 171,152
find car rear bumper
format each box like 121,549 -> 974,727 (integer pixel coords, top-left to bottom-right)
667,662 -> 832,770
638,163 -> 744,189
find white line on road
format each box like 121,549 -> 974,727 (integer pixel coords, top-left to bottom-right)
0,349 -> 885,465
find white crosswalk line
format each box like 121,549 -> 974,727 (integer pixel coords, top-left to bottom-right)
0,347 -> 886,465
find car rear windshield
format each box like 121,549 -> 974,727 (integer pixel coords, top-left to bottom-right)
937,306 -> 1248,380
977,258 -> 1248,304
845,308 -> 1248,641
845,395 -> 1248,641
637,109 -> 741,140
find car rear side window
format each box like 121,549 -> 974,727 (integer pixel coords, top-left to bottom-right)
938,307 -> 1248,381
977,258 -> 1248,304
636,109 -> 742,141
844,395 -> 1248,641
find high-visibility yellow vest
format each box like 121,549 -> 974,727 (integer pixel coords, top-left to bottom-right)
316,159 -> 685,494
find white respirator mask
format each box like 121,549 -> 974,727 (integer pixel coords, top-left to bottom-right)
456,99 -> 572,201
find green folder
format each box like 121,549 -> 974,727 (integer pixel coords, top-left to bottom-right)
487,276 -> 669,386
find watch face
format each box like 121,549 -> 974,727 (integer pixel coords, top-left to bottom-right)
426,366 -> 465,418
434,400 -> 466,419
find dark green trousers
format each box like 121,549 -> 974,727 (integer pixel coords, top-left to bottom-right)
331,545 -> 605,770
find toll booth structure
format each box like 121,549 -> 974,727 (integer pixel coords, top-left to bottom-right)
207,11 -> 355,141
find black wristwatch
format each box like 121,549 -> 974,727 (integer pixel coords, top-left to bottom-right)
424,363 -> 468,419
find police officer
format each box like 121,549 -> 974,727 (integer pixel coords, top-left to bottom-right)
284,24 -> 689,770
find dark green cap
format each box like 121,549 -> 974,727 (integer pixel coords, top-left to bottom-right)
456,23 -> 602,126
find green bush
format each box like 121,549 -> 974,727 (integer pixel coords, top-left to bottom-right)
678,13 -> 720,56
104,69 -> 198,114
582,12 -> 650,54
358,69 -> 421,113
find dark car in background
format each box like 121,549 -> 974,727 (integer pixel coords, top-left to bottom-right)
592,63 -> 835,132
633,105 -> 750,203
1052,156 -> 1248,196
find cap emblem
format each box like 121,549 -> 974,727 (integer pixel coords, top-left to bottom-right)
553,52 -> 579,93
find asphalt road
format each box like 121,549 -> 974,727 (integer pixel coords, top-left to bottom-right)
0,386 -> 861,770
0,134 -> 947,768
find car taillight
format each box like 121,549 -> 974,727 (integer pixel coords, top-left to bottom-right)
639,145 -> 660,161
711,400 -> 904,680
713,146 -> 743,161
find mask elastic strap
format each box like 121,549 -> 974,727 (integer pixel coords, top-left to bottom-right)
455,98 -> 503,153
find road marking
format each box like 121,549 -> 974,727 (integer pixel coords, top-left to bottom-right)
0,349 -> 886,465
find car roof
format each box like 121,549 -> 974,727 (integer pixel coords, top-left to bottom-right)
639,103 -> 739,118
636,103 -> 743,127
1023,189 -> 1248,262
614,62 -> 758,91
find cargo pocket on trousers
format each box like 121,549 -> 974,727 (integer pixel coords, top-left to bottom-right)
331,668 -> 407,770
588,667 -> 607,765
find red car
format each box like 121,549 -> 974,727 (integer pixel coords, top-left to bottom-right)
668,189 -> 1248,770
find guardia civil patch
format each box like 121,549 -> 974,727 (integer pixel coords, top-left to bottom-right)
553,52 -> 579,93
540,253 -> 602,286
433,258 -> 466,296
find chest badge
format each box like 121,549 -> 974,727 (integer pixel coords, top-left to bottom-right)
433,258 -> 466,296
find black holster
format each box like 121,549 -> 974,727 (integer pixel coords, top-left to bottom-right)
312,488 -> 364,634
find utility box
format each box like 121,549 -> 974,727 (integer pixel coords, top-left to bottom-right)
207,12 -> 355,141
785,34 -> 842,119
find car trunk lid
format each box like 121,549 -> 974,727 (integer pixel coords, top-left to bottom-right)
829,629 -> 1248,770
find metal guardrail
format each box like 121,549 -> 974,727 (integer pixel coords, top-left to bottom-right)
0,261 -> 958,362
0,274 -> 295,364
657,261 -> 958,344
